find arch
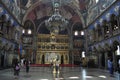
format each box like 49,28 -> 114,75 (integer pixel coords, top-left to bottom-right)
72,22 -> 83,31
71,22 -> 83,37
24,19 -> 36,31
23,20 -> 36,37
37,16 -> 50,34
22,1 -> 85,28
22,0 -> 44,23
97,45 -> 106,68
37,20 -> 50,34
24,20 -> 34,29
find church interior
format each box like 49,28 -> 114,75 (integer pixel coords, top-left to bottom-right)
0,0 -> 120,80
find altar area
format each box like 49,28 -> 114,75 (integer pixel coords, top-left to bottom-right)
36,34 -> 69,64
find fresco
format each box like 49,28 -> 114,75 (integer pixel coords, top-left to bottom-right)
1,0 -> 117,25
1,0 -> 21,22
86,0 -> 116,25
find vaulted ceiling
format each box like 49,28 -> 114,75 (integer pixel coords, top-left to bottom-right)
22,0 -> 85,29
1,0 -> 115,34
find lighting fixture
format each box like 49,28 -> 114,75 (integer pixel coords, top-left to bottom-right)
45,0 -> 68,33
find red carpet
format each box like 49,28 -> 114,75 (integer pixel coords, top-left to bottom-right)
30,64 -> 78,67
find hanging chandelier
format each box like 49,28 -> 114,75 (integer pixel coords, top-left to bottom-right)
45,0 -> 68,34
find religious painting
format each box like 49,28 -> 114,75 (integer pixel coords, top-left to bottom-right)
1,0 -> 21,22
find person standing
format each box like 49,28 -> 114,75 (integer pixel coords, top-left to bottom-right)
25,59 -> 30,73
12,57 -> 20,78
14,62 -> 20,77
55,59 -> 60,74
118,59 -> 120,68
20,58 -> 25,67
107,57 -> 114,77
118,59 -> 120,73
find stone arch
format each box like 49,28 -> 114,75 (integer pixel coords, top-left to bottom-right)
72,22 -> 83,42
72,22 -> 83,32
22,1 -> 85,28
37,16 -> 51,34
24,20 -> 35,31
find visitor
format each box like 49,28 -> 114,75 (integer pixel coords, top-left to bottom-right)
12,57 -> 20,78
25,59 -> 30,73
107,57 -> 114,77
55,59 -> 60,73
118,59 -> 120,68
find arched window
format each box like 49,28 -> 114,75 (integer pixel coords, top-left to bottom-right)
97,24 -> 102,37
110,14 -> 118,31
0,15 -> 6,33
102,19 -> 110,38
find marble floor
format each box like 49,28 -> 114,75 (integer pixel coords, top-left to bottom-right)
0,67 -> 117,80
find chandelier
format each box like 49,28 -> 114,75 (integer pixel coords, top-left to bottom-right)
45,0 -> 68,34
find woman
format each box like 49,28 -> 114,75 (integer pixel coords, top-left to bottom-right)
12,58 -> 20,78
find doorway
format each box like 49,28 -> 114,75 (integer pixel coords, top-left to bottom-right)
61,55 -> 64,64
1,54 -> 4,67
101,53 -> 105,68
41,55 -> 45,64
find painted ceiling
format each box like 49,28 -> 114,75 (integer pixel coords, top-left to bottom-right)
21,0 -> 116,25
1,0 -> 116,33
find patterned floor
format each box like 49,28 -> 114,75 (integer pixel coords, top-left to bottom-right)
0,67 -> 117,80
